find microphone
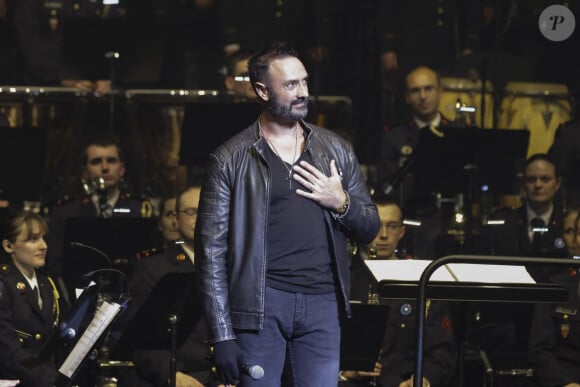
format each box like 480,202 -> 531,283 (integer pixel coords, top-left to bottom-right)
241,363 -> 264,380
70,241 -> 112,269
383,148 -> 420,196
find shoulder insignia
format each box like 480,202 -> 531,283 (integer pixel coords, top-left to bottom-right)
401,145 -> 413,156
135,247 -> 159,261
176,253 -> 187,262
141,201 -> 153,218
441,315 -> 452,332
0,264 -> 9,275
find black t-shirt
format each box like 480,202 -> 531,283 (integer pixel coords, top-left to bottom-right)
263,145 -> 335,294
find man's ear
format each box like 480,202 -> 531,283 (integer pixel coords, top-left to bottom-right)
254,82 -> 269,101
2,239 -> 13,254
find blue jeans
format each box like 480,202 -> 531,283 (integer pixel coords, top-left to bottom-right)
236,286 -> 341,387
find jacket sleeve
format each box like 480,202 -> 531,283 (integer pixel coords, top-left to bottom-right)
0,279 -> 57,387
528,302 -> 576,386
194,154 -> 236,344
334,138 -> 380,245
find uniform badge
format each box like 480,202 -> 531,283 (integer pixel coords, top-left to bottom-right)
141,201 -> 153,218
401,145 -> 413,156
554,238 -> 565,249
16,282 -> 26,291
176,253 -> 186,262
561,320 -> 570,338
400,303 -> 412,315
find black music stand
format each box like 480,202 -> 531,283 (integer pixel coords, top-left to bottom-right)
0,126 -> 47,202
474,129 -> 530,195
117,272 -> 201,387
411,127 -> 529,197
62,217 -> 158,300
340,302 -> 388,371
377,255 -> 574,387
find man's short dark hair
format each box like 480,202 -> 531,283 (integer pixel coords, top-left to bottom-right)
80,133 -> 124,165
248,42 -> 299,88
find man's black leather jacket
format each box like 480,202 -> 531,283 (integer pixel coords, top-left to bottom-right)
195,119 -> 380,343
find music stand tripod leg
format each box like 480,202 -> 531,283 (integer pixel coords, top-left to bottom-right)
169,314 -> 178,387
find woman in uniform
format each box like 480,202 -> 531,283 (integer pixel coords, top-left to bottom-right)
0,210 -> 61,386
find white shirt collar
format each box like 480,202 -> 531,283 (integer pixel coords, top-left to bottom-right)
21,270 -> 39,291
181,243 -> 195,265
413,113 -> 442,130
526,203 -> 553,226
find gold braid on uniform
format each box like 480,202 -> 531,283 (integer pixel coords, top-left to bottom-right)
47,276 -> 60,327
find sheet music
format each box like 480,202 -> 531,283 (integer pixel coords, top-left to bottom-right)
445,263 -> 535,284
364,259 -> 456,282
364,259 -> 536,284
59,301 -> 122,378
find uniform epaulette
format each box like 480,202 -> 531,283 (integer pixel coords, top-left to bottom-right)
135,247 -> 160,261
53,195 -> 78,206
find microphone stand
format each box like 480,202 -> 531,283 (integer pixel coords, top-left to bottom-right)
169,314 -> 178,387
105,51 -> 120,133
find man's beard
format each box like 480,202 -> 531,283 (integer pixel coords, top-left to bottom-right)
267,92 -> 308,121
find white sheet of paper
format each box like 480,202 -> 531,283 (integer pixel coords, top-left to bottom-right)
364,259 -> 455,282
445,263 -> 535,284
364,259 -> 536,284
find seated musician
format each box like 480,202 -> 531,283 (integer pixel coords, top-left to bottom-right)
375,65 -> 472,260
342,198 -> 456,387
484,153 -> 567,282
118,186 -> 222,387
0,210 -> 63,387
45,133 -> 153,282
528,206 -> 580,386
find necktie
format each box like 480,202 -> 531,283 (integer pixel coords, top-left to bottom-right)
530,217 -> 546,250
34,286 -> 43,309
101,203 -> 113,218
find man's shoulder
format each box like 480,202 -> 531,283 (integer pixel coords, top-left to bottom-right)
117,192 -> 154,218
136,245 -> 193,279
50,196 -> 92,217
211,125 -> 258,158
382,121 -> 418,136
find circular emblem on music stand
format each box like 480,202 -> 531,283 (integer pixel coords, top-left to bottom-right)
400,303 -> 412,316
